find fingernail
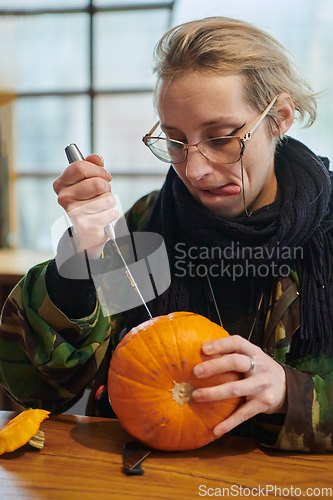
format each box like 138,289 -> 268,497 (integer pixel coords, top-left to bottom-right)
193,365 -> 203,378
192,389 -> 203,401
98,155 -> 104,163
107,171 -> 112,180
214,427 -> 224,437
203,342 -> 213,354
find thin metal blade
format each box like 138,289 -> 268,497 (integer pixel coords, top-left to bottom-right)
123,442 -> 151,475
111,237 -> 153,320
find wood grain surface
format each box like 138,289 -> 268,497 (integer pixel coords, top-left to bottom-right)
0,411 -> 331,499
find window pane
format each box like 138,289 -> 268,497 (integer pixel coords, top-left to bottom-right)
0,0 -> 88,7
172,0 -> 333,163
94,94 -> 168,174
94,0 -> 170,4
111,175 -> 165,216
16,96 -> 90,173
15,175 -> 165,251
16,178 -> 65,252
0,14 -> 89,92
0,103 -> 12,248
94,9 -> 170,89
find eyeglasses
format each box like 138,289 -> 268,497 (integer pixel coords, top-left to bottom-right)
142,96 -> 278,165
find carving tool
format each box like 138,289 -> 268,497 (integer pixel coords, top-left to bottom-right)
65,143 -> 153,319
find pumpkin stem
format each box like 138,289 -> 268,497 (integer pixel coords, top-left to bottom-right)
170,381 -> 196,409
28,430 -> 45,450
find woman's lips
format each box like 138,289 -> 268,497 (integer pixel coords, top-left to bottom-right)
202,184 -> 241,196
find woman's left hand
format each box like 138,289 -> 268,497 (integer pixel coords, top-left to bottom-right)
192,335 -> 287,437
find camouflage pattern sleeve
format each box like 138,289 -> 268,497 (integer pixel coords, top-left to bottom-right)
255,357 -> 333,453
272,355 -> 333,452
0,260 -> 112,413
0,191 -> 158,413
125,190 -> 159,232
252,272 -> 333,452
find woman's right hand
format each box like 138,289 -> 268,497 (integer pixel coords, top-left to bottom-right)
53,154 -> 119,257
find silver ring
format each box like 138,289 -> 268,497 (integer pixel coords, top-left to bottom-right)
248,356 -> 255,372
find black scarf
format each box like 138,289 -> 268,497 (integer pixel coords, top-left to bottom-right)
126,137 -> 333,358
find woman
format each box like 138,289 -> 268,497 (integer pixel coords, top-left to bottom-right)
1,17 -> 332,452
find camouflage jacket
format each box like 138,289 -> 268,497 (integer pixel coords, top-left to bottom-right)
1,192 -> 333,453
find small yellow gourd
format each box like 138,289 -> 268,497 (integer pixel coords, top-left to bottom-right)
0,409 -> 50,454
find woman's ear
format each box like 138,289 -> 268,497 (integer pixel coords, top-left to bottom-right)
273,92 -> 295,136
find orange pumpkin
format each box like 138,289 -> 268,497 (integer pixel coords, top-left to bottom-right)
108,311 -> 243,451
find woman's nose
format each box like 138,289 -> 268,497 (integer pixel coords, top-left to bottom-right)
185,147 -> 212,182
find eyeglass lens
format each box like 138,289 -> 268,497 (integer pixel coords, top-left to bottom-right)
146,136 -> 242,164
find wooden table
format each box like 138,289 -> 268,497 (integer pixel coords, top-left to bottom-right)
0,411 -> 332,499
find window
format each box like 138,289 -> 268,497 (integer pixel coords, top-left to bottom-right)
172,0 -> 333,165
2,0 -> 331,251
0,1 -> 174,251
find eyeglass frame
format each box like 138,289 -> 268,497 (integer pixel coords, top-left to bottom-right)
142,95 -> 278,165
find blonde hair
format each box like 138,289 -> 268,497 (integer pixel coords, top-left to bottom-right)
153,17 -> 317,128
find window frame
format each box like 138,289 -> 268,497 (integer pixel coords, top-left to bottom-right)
0,1 -> 174,248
